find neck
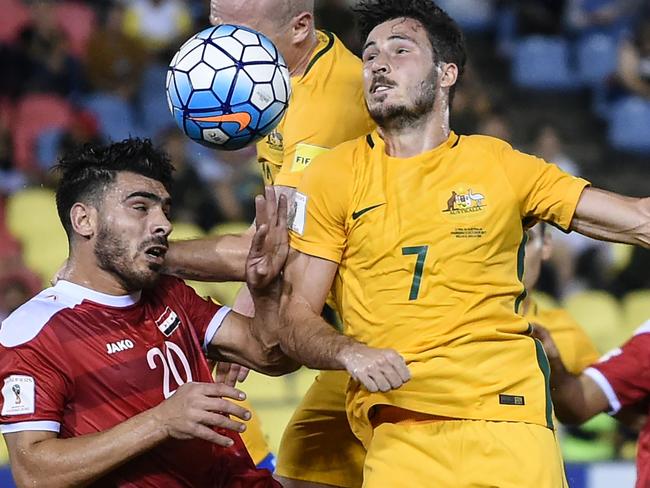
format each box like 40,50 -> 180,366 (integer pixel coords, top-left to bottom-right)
288,30 -> 318,77
64,252 -> 132,296
380,103 -> 451,158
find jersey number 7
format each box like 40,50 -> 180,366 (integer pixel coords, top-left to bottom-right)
402,246 -> 429,300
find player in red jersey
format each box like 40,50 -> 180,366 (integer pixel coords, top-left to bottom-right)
534,320 -> 650,488
0,138 -> 296,487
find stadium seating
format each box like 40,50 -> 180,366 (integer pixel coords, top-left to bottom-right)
82,93 -> 142,142
563,290 -> 625,353
0,0 -> 30,44
138,63 -> 174,138
512,36 -> 580,91
621,289 -> 650,336
6,188 -> 68,284
54,2 -> 96,59
607,96 -> 650,154
576,33 -> 618,87
12,94 -> 73,171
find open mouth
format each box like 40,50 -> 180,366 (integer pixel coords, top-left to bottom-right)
144,246 -> 168,261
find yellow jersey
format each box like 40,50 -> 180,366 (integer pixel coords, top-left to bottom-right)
256,30 -> 375,187
524,301 -> 600,375
290,131 -> 590,445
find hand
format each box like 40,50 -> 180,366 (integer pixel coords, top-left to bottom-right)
246,186 -> 289,293
153,382 -> 251,447
214,362 -> 250,387
338,343 -> 411,393
531,323 -> 560,360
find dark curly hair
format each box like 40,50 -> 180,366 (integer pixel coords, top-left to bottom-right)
354,0 -> 466,103
54,138 -> 174,237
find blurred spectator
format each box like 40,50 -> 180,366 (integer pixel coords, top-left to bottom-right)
0,269 -> 41,322
506,0 -> 568,36
451,65 -> 493,135
122,0 -> 192,55
477,109 -> 513,142
161,128 -> 225,231
86,3 -> 147,98
0,124 -> 27,194
530,122 -> 581,175
10,1 -> 83,96
610,247 -> 650,296
616,16 -> 650,99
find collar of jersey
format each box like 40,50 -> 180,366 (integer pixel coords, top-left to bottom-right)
54,280 -> 141,308
297,30 -> 335,82
370,130 -> 459,161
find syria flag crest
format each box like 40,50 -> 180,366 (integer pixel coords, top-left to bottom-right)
155,307 -> 181,337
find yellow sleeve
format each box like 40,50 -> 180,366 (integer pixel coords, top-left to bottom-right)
274,143 -> 331,188
289,142 -> 355,263
498,142 -> 590,230
567,323 -> 601,374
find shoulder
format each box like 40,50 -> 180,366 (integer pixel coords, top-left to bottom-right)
459,134 -> 513,154
0,287 -> 82,348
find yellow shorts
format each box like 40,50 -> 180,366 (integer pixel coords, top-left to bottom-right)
276,370 -> 365,488
363,418 -> 567,488
238,397 -> 273,467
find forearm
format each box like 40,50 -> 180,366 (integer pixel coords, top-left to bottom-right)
164,233 -> 252,282
280,294 -> 361,370
548,356 -> 602,425
11,409 -> 166,488
571,190 -> 650,248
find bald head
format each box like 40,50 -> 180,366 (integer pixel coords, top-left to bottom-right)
210,0 -> 313,30
210,0 -> 317,75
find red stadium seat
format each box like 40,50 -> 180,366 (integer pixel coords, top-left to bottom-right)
0,98 -> 15,129
0,0 -> 30,44
12,94 -> 73,172
54,1 -> 96,59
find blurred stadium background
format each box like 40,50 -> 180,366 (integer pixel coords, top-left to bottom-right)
0,0 -> 649,486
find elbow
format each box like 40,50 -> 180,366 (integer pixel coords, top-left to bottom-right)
12,467 -> 56,488
638,197 -> 650,249
256,347 -> 301,376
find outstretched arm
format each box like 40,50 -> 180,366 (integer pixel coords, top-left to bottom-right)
570,187 -> 650,248
208,188 -> 299,376
532,325 -> 609,424
278,249 -> 411,393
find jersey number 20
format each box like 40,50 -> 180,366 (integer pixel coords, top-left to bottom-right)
147,341 -> 193,399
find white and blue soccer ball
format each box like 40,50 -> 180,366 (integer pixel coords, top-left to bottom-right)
166,24 -> 291,151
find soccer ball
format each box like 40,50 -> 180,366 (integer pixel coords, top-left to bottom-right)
166,24 -> 291,151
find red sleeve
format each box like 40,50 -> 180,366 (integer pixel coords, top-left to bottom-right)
160,277 -> 230,352
587,330 -> 650,413
0,335 -> 72,434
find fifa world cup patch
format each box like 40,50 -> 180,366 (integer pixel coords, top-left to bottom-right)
155,307 -> 181,337
290,192 -> 307,235
2,375 -> 35,416
499,394 -> 525,406
291,143 -> 329,173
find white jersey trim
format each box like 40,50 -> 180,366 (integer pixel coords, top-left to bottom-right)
1,281 -> 142,348
0,420 -> 60,434
633,319 -> 650,337
55,280 -> 141,307
584,367 -> 622,415
203,306 -> 232,352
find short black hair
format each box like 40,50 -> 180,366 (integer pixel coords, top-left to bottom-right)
54,138 -> 174,237
355,0 -> 467,103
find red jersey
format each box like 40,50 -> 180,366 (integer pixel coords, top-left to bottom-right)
0,277 -> 278,488
585,319 -> 650,488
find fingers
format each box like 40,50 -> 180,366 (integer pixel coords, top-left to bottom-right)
197,410 -> 247,434
277,193 -> 288,229
254,194 -> 268,230
237,366 -> 251,383
197,396 -> 251,422
214,361 -> 231,385
225,363 -> 244,387
199,382 -> 246,401
250,224 -> 269,257
191,424 -> 237,447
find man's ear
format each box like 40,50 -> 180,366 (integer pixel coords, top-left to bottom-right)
439,62 -> 459,90
291,11 -> 314,45
70,203 -> 96,239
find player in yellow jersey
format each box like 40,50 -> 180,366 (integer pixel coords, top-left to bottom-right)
275,1 -> 650,486
522,223 -> 600,375
164,1 -> 375,485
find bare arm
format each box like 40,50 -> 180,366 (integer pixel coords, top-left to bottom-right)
533,325 -> 610,425
279,249 -> 411,393
163,232 -> 253,282
4,383 -> 250,488
570,187 -> 650,248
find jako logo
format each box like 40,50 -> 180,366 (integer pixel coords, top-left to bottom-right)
106,339 -> 135,355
